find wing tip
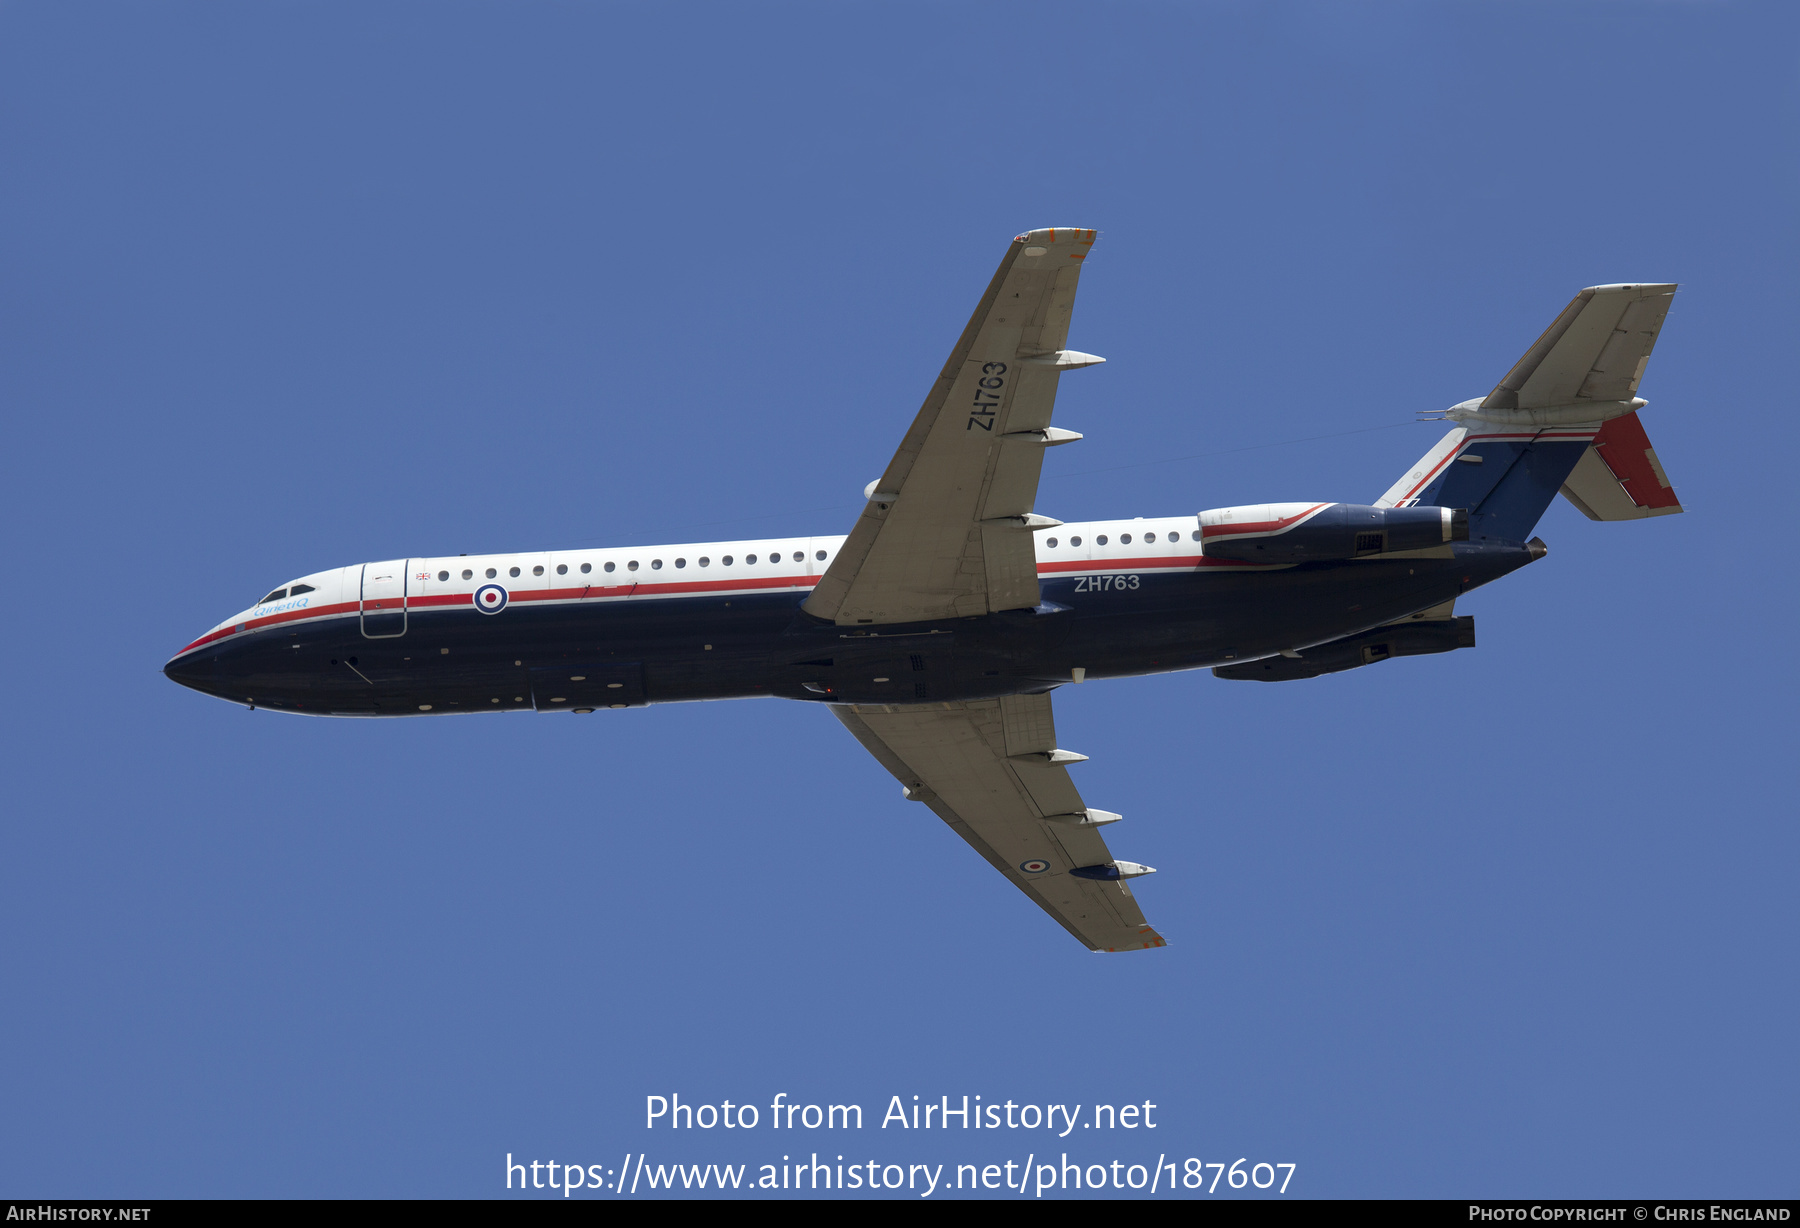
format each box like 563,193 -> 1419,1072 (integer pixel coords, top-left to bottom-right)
1581,282 -> 1678,297
1013,227 -> 1099,248
1097,928 -> 1168,952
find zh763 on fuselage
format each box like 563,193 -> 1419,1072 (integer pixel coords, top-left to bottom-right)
165,228 -> 1684,952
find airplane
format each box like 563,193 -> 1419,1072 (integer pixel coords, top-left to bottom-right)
162,228 -> 1684,953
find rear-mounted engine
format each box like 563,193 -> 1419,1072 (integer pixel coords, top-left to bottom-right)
1200,502 -> 1468,563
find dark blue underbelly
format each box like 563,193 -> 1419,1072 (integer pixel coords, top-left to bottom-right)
167,544 -> 1532,715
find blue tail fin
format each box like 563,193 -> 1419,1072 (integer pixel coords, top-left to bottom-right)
1375,281 -> 1682,542
1379,427 -> 1594,542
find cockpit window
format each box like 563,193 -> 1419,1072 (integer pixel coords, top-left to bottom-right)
260,588 -> 288,605
289,584 -> 315,596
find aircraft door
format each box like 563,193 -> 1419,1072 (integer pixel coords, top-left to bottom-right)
360,560 -> 409,638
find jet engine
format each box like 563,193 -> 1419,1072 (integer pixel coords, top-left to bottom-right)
1200,502 -> 1468,563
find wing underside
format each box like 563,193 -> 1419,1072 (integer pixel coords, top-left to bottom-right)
813,230 -> 1162,952
832,694 -> 1165,952
804,228 -> 1102,626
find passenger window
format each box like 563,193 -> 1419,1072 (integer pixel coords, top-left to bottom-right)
627,561 -> 639,572
604,562 -> 615,573
580,563 -> 591,574
792,551 -> 803,563
723,555 -> 734,566
815,550 -> 826,561
1143,532 -> 1155,543
509,566 -> 521,577
437,570 -> 449,581
651,560 -> 662,570
1121,533 -> 1132,544
675,558 -> 686,568
290,584 -> 315,595
747,554 -> 758,565
556,564 -> 567,575
260,589 -> 287,604
699,557 -> 710,567
486,568 -> 497,579
1046,537 -> 1058,548
533,565 -> 545,576
1070,536 -> 1082,547
1097,535 -> 1109,545
1191,529 -> 1201,541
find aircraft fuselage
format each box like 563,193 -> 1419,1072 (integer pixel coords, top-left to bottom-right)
163,515 -> 1533,716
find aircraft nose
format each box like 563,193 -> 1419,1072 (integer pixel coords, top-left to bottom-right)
163,649 -> 217,693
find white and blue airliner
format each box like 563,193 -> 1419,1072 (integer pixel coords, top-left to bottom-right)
164,228 -> 1684,952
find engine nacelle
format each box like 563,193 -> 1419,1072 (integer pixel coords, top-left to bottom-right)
1200,502 -> 1467,563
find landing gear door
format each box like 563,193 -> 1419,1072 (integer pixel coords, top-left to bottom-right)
360,560 -> 409,639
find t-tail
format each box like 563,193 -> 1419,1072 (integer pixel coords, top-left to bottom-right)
1376,282 -> 1684,542
1212,282 -> 1683,684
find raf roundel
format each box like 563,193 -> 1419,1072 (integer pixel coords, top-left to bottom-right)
473,584 -> 509,615
1018,859 -> 1051,875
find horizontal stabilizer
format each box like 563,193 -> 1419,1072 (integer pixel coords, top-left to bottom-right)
1484,283 -> 1676,411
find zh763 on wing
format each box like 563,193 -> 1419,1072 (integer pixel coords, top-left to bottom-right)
164,228 -> 1684,952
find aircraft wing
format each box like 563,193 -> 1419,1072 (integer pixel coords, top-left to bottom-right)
803,228 -> 1103,625
831,692 -> 1166,952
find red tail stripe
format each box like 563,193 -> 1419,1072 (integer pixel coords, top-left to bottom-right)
1592,411 -> 1680,508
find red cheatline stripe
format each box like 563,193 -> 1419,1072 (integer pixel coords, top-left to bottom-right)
1462,432 -> 1595,442
171,576 -> 828,656
169,552 -> 1272,660
1392,443 -> 1464,504
1038,554 -> 1259,573
1392,429 -> 1597,504
1200,504 -> 1327,540
174,599 -> 364,655
510,574 -> 820,601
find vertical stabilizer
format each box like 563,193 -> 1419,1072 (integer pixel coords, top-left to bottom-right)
1376,283 -> 1680,540
1559,411 -> 1684,520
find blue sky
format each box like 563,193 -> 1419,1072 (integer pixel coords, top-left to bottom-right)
2,1 -> 1794,1199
